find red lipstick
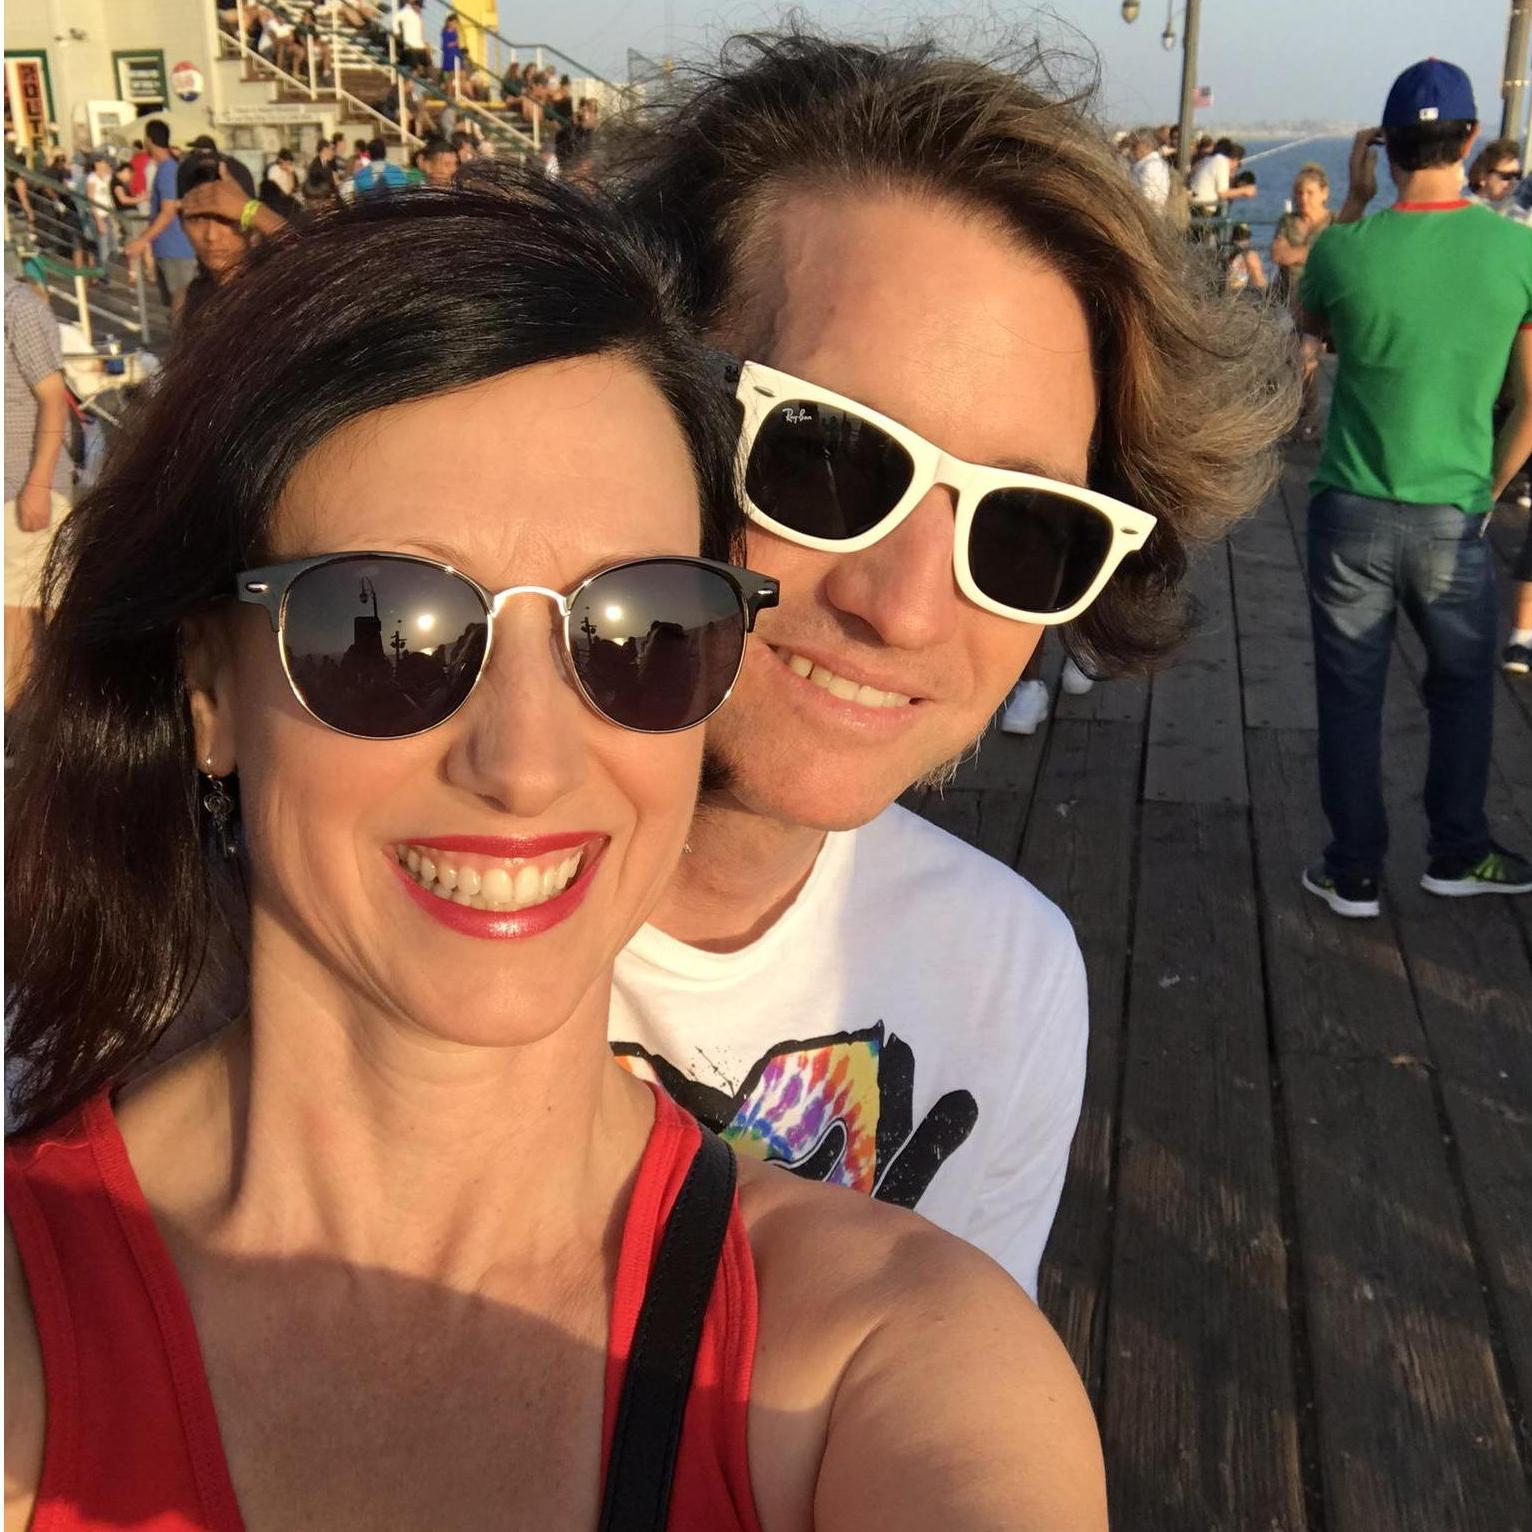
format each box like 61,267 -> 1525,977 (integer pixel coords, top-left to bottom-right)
389,833 -> 607,941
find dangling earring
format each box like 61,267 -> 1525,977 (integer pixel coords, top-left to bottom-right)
201,755 -> 238,860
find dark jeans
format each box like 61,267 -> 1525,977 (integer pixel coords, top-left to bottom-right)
1307,489 -> 1498,878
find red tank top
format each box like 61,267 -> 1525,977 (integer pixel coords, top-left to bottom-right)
6,1086 -> 763,1532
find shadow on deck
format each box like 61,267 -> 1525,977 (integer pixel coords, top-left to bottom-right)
906,446 -> 1532,1531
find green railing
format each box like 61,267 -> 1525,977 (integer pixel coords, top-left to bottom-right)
3,156 -> 154,345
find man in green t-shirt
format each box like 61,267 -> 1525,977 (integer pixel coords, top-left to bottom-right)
1297,58 -> 1532,918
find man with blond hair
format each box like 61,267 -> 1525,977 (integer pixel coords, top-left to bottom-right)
602,33 -> 1294,1294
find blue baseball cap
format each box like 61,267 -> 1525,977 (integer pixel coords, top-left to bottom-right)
1382,59 -> 1477,127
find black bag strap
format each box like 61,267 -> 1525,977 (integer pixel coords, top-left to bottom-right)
597,1125 -> 738,1532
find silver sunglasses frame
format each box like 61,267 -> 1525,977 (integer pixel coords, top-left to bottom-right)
236,551 -> 780,740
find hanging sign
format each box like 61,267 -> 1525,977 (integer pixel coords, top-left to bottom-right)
116,53 -> 168,105
171,62 -> 204,103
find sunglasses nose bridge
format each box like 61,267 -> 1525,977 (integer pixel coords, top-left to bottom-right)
924,451 -> 971,515
487,584 -> 569,619
931,450 -> 971,493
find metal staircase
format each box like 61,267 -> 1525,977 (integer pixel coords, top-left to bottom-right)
222,0 -> 540,158
218,0 -> 426,151
3,158 -> 162,351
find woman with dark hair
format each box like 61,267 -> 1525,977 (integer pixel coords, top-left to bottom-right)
4,169 -> 1105,1529
1466,136 -> 1526,218
440,9 -> 465,80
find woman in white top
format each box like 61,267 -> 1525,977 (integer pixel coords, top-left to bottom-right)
82,152 -> 116,272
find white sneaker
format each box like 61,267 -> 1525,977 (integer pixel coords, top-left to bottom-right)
1000,679 -> 1050,735
1060,656 -> 1096,696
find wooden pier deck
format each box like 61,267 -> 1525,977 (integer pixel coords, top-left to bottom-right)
907,447 -> 1532,1532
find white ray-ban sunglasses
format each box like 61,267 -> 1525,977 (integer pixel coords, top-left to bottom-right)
726,357 -> 1158,626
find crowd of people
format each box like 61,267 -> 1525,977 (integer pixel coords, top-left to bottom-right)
5,99 -> 601,321
215,0 -> 598,155
3,31 -> 1530,1532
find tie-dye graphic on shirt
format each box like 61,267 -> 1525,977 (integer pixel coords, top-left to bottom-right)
613,1023 -> 977,1209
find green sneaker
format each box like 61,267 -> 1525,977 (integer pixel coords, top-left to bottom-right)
1301,860 -> 1380,918
1420,845 -> 1532,898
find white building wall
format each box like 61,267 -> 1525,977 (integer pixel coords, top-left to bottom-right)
5,0 -> 225,146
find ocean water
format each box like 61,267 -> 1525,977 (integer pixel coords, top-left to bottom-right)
1233,135 -> 1357,231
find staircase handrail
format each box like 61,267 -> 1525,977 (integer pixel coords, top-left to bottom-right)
418,2 -> 630,99
4,155 -> 130,242
272,1 -> 535,153
226,0 -> 424,148
440,80 -> 538,154
4,157 -> 153,344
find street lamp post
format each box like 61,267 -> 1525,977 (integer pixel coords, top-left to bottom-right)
1174,0 -> 1202,177
1504,0 -> 1532,142
1123,0 -> 1203,175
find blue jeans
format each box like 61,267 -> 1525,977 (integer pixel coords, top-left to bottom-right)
1307,489 -> 1498,878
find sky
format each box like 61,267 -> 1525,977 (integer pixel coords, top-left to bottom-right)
542,0 -> 1524,132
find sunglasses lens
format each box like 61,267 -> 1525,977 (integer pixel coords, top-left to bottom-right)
745,401 -> 915,541
567,561 -> 747,732
968,488 -> 1116,616
280,556 -> 487,737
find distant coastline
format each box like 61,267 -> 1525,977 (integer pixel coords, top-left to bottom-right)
1223,123 -> 1364,136
1110,121 -> 1364,136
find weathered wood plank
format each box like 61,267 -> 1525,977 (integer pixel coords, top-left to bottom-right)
913,785 -> 1030,868
911,786 -> 980,846
1144,547 -> 1249,806
1284,1054 -> 1532,1532
1103,801 -> 1305,1532
1440,1080 -> 1532,1462
1375,622 -> 1532,1447
1487,501 -> 1532,743
1389,612 -> 1532,881
1024,718 -> 1143,1403
1379,638 -> 1532,1109
1246,727 -> 1426,1060
911,644 -> 1064,860
1054,670 -> 1150,725
1279,459 -> 1313,548
1230,500 -> 1317,731
909,420 -> 1532,1525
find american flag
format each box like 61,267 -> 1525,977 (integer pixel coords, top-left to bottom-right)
1193,86 -> 1214,109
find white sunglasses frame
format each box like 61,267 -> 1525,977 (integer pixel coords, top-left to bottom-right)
732,359 -> 1158,626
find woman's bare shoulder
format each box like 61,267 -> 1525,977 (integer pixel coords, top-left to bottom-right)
737,1161 -> 1107,1532
6,1220 -> 45,1532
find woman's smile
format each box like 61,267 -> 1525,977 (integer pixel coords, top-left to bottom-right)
388,831 -> 609,939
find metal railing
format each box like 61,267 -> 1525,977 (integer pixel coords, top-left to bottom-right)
223,0 -> 425,148
297,3 -> 536,152
3,157 -> 153,345
418,1 -> 627,101
314,6 -> 536,152
260,0 -> 537,153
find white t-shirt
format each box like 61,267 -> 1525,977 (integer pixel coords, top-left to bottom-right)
1188,152 -> 1233,210
610,804 -> 1088,1297
1130,152 -> 1171,207
83,171 -> 112,228
395,6 -> 425,48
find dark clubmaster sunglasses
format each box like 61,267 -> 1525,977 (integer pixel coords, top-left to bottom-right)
716,354 -> 1158,625
236,553 -> 779,740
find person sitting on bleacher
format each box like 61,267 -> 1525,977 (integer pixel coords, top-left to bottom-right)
344,139 -> 410,201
